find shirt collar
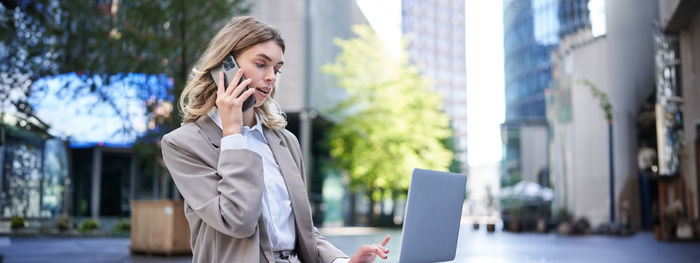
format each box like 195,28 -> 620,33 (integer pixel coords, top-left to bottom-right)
207,107 -> 266,141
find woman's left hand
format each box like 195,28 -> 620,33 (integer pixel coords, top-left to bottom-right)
348,235 -> 390,263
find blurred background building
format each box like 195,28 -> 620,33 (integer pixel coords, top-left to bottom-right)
0,111 -> 66,219
548,0 -> 659,229
507,0 -> 700,237
657,0 -> 700,236
1,73 -> 176,220
502,0 -> 580,187
500,0 -> 596,231
402,0 -> 468,173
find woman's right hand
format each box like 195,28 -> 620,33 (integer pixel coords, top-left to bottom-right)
215,69 -> 255,136
348,236 -> 390,263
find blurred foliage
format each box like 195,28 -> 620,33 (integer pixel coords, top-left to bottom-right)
0,0 -> 63,115
1,0 -> 250,132
10,215 -> 25,229
78,218 -> 99,233
322,25 -> 454,198
579,79 -> 612,121
442,135 -> 463,174
115,219 -> 130,231
54,215 -> 71,231
111,219 -> 130,236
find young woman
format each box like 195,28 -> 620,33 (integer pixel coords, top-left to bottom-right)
161,16 -> 390,263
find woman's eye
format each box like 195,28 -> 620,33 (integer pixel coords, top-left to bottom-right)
274,69 -> 282,74
256,63 -> 265,68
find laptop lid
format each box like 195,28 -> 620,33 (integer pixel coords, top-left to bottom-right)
398,168 -> 466,263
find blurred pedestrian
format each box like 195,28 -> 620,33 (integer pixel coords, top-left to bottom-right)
161,16 -> 390,263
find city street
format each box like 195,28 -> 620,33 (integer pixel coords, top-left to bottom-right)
1,225 -> 699,263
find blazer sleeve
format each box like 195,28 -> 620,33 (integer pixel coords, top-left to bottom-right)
314,226 -> 349,262
282,130 -> 349,262
161,132 -> 264,239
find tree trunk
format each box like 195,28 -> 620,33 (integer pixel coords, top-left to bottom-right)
348,191 -> 356,226
390,190 -> 397,225
380,188 -> 385,216
368,189 -> 375,226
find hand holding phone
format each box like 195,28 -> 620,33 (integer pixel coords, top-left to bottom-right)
211,55 -> 256,112
212,55 -> 257,136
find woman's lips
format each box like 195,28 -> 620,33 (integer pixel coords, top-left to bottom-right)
256,87 -> 270,97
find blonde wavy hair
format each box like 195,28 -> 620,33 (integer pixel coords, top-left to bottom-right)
179,16 -> 287,129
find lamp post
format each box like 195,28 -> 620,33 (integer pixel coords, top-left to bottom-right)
607,118 -> 615,223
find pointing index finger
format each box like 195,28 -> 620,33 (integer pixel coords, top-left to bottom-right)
380,235 -> 390,246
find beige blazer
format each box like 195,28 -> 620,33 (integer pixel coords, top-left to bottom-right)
161,115 -> 347,263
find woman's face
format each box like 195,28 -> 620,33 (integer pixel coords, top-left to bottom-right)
236,40 -> 284,108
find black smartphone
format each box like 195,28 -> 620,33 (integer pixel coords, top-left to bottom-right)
210,55 -> 256,112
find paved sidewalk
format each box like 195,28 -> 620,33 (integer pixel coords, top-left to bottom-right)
322,227 -> 700,263
1,226 -> 699,262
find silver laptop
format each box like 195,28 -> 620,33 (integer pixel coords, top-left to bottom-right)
398,168 -> 467,263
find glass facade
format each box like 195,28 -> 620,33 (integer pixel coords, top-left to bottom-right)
1,130 -> 68,219
503,0 -> 591,122
502,0 -> 598,183
402,0 -> 468,172
502,126 -> 521,185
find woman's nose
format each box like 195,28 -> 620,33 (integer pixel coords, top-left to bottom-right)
265,68 -> 276,84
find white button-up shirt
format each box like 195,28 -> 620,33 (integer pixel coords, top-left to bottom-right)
208,108 -> 296,251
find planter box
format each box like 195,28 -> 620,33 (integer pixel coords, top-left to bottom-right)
486,223 -> 496,232
130,200 -> 191,255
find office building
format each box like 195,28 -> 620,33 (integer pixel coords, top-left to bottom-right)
402,0 -> 468,173
502,0 -> 591,185
549,0 -> 659,229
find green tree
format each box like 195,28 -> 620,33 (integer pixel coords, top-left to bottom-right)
2,1 -> 250,196
2,0 -> 250,130
323,25 -> 454,218
57,0 -> 250,128
1,0 -> 63,115
442,133 -> 464,174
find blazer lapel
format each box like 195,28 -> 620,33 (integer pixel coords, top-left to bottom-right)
195,115 -> 222,149
263,129 -> 317,262
195,115 -> 277,261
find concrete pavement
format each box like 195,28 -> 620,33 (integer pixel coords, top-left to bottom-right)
322,226 -> 700,263
1,226 -> 699,262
